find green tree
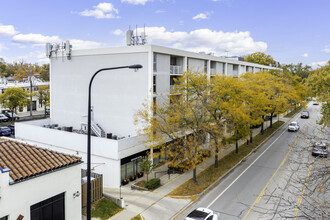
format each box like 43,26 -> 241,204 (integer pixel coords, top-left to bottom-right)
138,157 -> 156,182
245,52 -> 277,67
305,61 -> 330,126
37,85 -> 50,116
281,63 -> 312,81
0,87 -> 30,120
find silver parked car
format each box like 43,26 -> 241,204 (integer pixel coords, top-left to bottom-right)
312,142 -> 328,157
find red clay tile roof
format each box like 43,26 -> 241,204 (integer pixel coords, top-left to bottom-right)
0,139 -> 81,182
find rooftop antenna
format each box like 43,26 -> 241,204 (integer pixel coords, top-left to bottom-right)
46,41 -> 72,60
126,25 -> 147,46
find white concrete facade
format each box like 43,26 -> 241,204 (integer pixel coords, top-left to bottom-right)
16,44 -> 277,189
0,163 -> 81,220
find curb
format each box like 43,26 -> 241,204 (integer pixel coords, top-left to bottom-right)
171,119 -> 289,219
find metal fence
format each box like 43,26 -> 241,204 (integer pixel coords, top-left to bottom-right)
81,169 -> 103,207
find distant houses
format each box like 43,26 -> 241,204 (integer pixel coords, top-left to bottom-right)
0,76 -> 49,114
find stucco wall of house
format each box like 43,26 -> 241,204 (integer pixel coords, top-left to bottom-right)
0,164 -> 81,220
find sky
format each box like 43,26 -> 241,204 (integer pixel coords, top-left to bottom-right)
0,0 -> 329,68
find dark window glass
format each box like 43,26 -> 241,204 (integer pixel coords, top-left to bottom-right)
0,216 -> 8,220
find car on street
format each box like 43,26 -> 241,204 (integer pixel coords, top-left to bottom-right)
313,102 -> 319,105
288,121 -> 300,132
0,114 -> 9,122
185,207 -> 220,220
4,111 -> 19,120
312,142 -> 328,157
0,127 -> 12,136
300,111 -> 309,119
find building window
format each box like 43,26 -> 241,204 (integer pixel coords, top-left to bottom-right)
153,75 -> 156,93
204,60 -> 207,73
153,53 -> 157,72
0,216 -> 8,220
170,56 -> 177,65
170,75 -> 181,90
30,192 -> 65,220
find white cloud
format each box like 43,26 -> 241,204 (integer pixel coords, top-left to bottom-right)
112,29 -> 124,36
0,24 -> 18,36
69,39 -> 102,49
12,33 -> 102,50
138,27 -> 267,55
193,12 -> 211,20
79,3 -> 119,19
121,0 -> 152,5
323,45 -> 330,53
310,61 -> 327,68
12,34 -> 61,45
301,53 -> 308,57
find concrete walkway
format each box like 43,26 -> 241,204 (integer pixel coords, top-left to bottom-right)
104,116 -> 290,220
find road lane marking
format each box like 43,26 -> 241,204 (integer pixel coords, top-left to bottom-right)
294,158 -> 315,219
206,128 -> 288,209
242,124 -> 308,219
242,146 -> 292,219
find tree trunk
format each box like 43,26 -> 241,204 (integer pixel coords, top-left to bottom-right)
236,139 -> 238,154
214,154 -> 218,168
260,116 -> 264,134
193,168 -> 197,182
270,113 -> 273,128
11,107 -> 14,121
249,126 -> 253,143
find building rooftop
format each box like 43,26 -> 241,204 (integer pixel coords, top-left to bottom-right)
0,138 -> 81,183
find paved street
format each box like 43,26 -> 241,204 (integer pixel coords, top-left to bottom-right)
180,103 -> 328,219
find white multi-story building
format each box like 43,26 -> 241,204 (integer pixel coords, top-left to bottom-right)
0,77 -> 49,114
16,44 -> 277,189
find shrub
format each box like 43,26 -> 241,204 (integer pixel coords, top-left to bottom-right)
146,178 -> 160,190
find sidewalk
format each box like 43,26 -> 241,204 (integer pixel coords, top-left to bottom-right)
17,110 -> 46,117
105,116 -> 290,220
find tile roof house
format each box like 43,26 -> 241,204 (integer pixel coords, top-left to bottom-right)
0,138 -> 82,220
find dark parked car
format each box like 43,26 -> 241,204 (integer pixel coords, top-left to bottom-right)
8,124 -> 15,135
0,127 -> 12,136
313,102 -> 319,105
312,142 -> 328,157
300,111 -> 309,119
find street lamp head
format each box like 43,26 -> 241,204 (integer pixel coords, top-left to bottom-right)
129,64 -> 143,70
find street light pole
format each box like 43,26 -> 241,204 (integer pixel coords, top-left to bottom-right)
87,64 -> 142,220
29,68 -> 33,117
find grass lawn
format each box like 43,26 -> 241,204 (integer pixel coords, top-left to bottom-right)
85,197 -> 123,220
284,107 -> 302,118
168,121 -> 285,197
